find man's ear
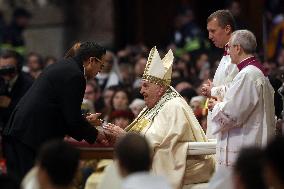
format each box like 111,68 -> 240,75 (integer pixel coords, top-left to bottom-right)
89,57 -> 94,64
224,25 -> 232,35
236,45 -> 242,55
84,57 -> 92,66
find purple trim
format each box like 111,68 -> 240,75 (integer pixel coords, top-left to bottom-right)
237,57 -> 267,76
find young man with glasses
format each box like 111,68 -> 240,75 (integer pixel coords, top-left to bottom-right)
3,42 -> 108,181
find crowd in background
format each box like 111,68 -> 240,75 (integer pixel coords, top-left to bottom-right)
3,37 -> 283,134
0,0 -> 284,189
1,1 -> 283,134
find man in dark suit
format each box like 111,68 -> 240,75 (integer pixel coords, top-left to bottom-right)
3,42 -> 107,180
0,50 -> 33,132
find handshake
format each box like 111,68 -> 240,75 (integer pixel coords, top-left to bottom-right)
84,113 -> 126,145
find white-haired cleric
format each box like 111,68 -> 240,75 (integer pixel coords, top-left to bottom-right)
208,29 -> 275,169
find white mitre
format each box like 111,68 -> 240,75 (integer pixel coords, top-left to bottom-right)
142,46 -> 174,86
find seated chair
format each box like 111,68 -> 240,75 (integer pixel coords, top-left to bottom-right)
183,139 -> 216,189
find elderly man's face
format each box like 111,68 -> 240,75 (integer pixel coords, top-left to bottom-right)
140,80 -> 163,108
228,38 -> 240,64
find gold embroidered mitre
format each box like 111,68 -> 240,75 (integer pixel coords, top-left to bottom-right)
142,46 -> 174,86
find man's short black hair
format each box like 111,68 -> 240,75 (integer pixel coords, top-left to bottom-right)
0,49 -> 23,72
264,136 -> 284,184
75,41 -> 106,62
37,140 -> 80,187
114,133 -> 151,173
234,147 -> 268,189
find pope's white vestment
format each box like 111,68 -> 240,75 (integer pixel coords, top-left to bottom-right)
126,87 -> 214,189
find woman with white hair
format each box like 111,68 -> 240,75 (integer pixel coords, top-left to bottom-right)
129,98 -> 146,117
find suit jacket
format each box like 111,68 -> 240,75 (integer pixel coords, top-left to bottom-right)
0,72 -> 33,129
3,57 -> 98,150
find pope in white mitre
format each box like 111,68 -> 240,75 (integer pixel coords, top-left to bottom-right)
104,46 -> 214,189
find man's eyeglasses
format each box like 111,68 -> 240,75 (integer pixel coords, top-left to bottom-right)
93,57 -> 105,69
94,57 -> 103,63
91,56 -> 105,69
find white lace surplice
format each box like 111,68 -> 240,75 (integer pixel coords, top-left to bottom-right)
211,65 -> 275,168
206,55 -> 239,139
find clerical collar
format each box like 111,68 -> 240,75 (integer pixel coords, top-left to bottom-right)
223,43 -> 229,56
237,56 -> 267,76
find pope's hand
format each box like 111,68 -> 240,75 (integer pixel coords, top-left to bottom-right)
86,113 -> 102,126
201,79 -> 213,97
103,123 -> 126,139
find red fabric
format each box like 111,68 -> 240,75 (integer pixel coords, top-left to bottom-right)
223,44 -> 229,56
0,158 -> 7,174
109,110 -> 134,121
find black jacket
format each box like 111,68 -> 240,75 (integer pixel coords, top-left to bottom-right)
0,72 -> 33,130
3,57 -> 98,150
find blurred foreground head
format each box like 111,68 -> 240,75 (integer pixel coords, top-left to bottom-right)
264,136 -> 284,189
234,147 -> 268,189
114,133 -> 151,177
37,140 -> 80,189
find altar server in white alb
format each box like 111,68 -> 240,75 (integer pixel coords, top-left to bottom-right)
202,10 -> 239,138
208,30 -> 275,168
